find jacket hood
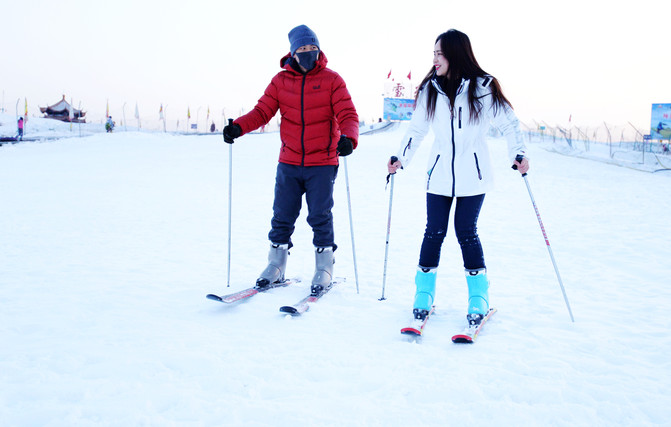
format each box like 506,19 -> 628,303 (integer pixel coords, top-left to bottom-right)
280,51 -> 328,74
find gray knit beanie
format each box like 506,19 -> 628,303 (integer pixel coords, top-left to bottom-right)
288,25 -> 320,55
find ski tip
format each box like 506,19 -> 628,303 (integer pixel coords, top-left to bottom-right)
451,335 -> 474,344
400,327 -> 422,336
279,306 -> 299,315
206,294 -> 223,302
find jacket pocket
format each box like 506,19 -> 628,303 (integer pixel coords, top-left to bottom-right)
427,154 -> 441,190
474,153 -> 482,180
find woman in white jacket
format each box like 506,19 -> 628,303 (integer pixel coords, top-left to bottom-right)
388,29 -> 529,327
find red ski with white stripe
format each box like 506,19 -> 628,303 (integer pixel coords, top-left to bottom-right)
279,277 -> 344,316
451,308 -> 497,343
206,278 -> 299,304
400,306 -> 436,336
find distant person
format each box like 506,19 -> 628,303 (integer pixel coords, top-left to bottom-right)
210,122 -> 216,133
223,24 -> 359,294
387,29 -> 529,329
105,116 -> 115,133
17,117 -> 24,141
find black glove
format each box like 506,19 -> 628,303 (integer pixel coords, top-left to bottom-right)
223,123 -> 242,144
337,135 -> 353,156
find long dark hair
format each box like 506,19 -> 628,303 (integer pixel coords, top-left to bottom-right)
416,29 -> 512,123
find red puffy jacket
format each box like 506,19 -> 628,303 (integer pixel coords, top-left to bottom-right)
234,51 -> 359,166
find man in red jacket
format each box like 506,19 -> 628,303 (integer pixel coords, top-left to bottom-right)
223,25 -> 359,294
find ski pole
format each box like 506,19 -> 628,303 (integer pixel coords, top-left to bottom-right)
514,155 -> 575,322
380,156 -> 398,301
342,156 -> 360,294
226,118 -> 233,287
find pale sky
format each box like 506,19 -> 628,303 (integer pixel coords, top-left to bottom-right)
2,0 -> 669,132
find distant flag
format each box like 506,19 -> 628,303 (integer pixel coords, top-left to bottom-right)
24,98 -> 28,118
69,98 -> 74,129
106,99 -> 110,118
387,69 -> 392,79
160,104 -> 166,131
407,71 -> 412,80
206,106 -> 210,123
134,102 -> 141,129
187,107 -> 191,119
568,114 -> 572,122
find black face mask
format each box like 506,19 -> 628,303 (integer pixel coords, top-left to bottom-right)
295,50 -> 319,72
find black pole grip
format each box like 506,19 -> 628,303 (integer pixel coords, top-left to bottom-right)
223,118 -> 235,143
386,156 -> 400,184
512,154 -> 526,176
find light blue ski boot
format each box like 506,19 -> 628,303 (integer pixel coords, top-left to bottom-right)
413,267 -> 437,320
466,268 -> 489,322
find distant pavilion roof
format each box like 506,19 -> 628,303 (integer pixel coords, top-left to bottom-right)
39,95 -> 86,122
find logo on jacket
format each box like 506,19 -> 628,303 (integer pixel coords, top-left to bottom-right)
313,85 -> 321,90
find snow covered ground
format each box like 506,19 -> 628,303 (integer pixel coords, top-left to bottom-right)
1,116 -> 670,426
529,132 -> 671,173
0,113 -> 114,140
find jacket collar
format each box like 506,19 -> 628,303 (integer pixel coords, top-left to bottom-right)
430,74 -> 492,96
280,51 -> 328,75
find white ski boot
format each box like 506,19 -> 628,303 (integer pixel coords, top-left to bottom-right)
311,247 -> 334,295
256,243 -> 289,287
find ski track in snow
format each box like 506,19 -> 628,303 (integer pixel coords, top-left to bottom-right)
1,117 -> 670,426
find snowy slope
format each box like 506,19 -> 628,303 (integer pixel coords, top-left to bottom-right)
0,113 -> 115,140
1,123 -> 670,426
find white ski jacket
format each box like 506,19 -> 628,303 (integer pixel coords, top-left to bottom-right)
397,76 -> 526,197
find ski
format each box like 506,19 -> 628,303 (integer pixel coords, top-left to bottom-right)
451,308 -> 497,344
279,277 -> 344,316
400,306 -> 436,337
206,278 -> 300,304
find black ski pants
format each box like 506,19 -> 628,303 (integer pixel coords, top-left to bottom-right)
268,163 -> 338,250
419,193 -> 486,270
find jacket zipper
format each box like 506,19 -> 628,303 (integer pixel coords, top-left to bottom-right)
427,154 -> 441,190
474,153 -> 482,180
300,74 -> 307,166
450,109 -> 456,197
458,107 -> 462,129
